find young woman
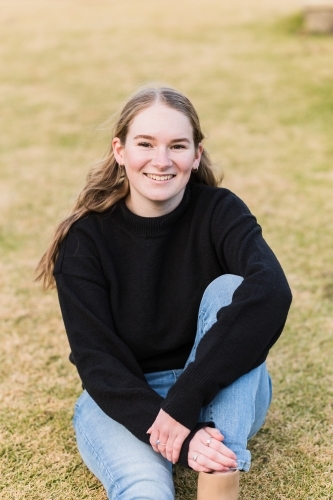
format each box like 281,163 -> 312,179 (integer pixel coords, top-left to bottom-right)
37,86 -> 292,500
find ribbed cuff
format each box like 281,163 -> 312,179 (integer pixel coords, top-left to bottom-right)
160,369 -> 212,430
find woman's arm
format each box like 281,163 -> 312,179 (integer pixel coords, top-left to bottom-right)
53,217 -> 167,443
160,192 -> 292,433
55,270 -> 164,442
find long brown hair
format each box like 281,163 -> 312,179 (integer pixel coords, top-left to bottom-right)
36,85 -> 221,289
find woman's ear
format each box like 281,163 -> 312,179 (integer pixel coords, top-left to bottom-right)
194,143 -> 203,168
112,137 -> 124,165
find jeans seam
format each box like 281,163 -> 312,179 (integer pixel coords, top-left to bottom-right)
74,418 -> 119,495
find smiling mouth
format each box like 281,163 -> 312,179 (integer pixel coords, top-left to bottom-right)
144,173 -> 175,181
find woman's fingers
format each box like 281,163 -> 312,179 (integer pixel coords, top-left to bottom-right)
203,428 -> 237,461
149,428 -> 165,453
159,429 -> 189,463
158,432 -> 170,460
151,431 -> 188,463
152,422 -> 238,470
194,443 -> 238,469
147,410 -> 190,462
218,442 -> 237,461
148,427 -> 177,460
208,439 -> 237,462
168,429 -> 190,463
158,444 -> 168,459
188,456 -> 215,473
188,428 -> 238,472
205,426 -> 224,442
188,452 -> 232,472
171,435 -> 184,464
198,442 -> 238,468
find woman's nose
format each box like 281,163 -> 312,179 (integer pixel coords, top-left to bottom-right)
151,148 -> 172,169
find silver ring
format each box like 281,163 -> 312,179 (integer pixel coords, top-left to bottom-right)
156,440 -> 167,446
193,453 -> 200,461
206,438 -> 212,446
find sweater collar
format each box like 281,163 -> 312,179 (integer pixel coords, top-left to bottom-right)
117,184 -> 191,237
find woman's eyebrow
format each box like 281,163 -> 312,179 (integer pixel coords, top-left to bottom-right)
133,134 -> 190,144
170,138 -> 191,144
133,135 -> 155,140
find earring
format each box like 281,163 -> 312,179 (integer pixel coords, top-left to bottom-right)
191,166 -> 199,172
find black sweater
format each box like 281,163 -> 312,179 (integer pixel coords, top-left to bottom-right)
54,183 -> 292,466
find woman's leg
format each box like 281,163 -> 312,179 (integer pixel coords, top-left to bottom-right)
73,390 -> 174,500
200,362 -> 272,471
184,274 -> 272,472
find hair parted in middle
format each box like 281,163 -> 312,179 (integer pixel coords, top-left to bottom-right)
36,84 -> 221,288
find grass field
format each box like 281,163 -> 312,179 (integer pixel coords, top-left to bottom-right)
1,0 -> 333,498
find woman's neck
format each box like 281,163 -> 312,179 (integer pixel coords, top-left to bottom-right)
125,189 -> 185,218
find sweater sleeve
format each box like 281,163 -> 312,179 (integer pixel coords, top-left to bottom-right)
160,192 -> 292,430
54,227 -> 163,444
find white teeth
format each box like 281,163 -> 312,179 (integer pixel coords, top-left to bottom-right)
145,174 -> 174,181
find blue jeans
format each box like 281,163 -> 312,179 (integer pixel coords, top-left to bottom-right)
73,275 -> 272,500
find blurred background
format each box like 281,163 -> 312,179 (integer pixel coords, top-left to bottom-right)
0,1 -> 332,498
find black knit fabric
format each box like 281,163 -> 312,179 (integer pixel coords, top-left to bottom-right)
54,183 -> 292,467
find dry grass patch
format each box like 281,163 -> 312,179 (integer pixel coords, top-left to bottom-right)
1,0 -> 332,498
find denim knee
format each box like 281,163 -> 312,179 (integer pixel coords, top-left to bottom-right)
184,275 -> 243,368
201,274 -> 244,310
199,274 -> 243,331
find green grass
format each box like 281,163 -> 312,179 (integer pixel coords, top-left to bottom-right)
1,0 -> 333,498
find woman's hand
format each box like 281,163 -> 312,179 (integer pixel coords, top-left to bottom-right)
147,409 -> 190,463
188,427 -> 238,472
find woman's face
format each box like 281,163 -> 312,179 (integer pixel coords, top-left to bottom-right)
112,103 -> 202,217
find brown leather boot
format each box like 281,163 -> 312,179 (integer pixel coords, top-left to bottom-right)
197,470 -> 240,500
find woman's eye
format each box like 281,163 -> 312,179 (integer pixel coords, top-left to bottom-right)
171,144 -> 186,149
138,142 -> 152,148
